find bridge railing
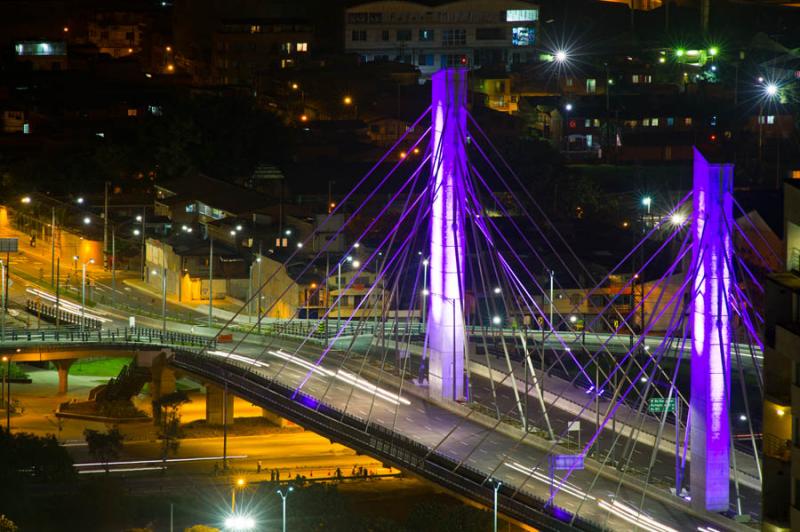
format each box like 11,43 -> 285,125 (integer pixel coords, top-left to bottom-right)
26,300 -> 102,330
0,326 -> 212,350
173,349 -> 606,532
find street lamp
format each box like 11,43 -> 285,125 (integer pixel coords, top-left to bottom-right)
20,196 -> 31,204
224,515 -> 255,531
76,257 -> 94,332
231,477 -> 246,512
83,216 -> 91,225
0,260 -> 6,340
150,267 -> 168,332
641,196 -> 652,214
337,256 -> 354,326
492,480 -> 502,532
277,486 -> 294,532
759,82 -> 780,165
2,355 -> 9,431
563,104 -> 573,152
765,83 -> 778,97
554,50 -> 568,63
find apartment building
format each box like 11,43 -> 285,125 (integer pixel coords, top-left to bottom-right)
344,0 -> 540,78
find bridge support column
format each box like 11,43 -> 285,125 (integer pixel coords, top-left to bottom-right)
690,148 -> 733,512
206,384 -> 233,425
149,358 -> 176,403
262,408 -> 298,429
425,68 -> 468,402
53,359 -> 75,395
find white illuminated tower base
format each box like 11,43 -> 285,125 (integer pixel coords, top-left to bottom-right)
425,68 -> 468,402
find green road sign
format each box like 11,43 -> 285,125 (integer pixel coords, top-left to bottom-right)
648,397 -> 676,414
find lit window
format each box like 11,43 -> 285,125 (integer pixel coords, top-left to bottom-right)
297,42 -> 308,52
584,119 -> 591,128
511,27 -> 535,47
250,25 -> 260,34
684,117 -> 692,126
22,123 -> 30,135
767,115 -> 775,125
506,9 -> 538,21
667,117 -> 674,126
419,29 -> 434,41
651,118 -> 659,126
565,78 -> 573,87
593,118 -> 600,127
792,170 -> 800,179
127,109 -> 138,117
586,79 -> 596,94
632,74 -> 639,83
283,42 -> 293,53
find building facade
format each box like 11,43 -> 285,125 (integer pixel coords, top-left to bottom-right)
211,18 -> 313,85
762,180 -> 800,531
344,0 -> 540,78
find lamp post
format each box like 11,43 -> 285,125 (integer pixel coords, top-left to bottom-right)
277,486 -> 294,532
136,211 -> 146,280
77,256 -> 95,333
231,477 -> 245,512
337,255 -> 354,327
759,82 -> 779,167
3,355 -> 9,431
208,236 -> 214,327
563,103 -> 573,153
0,259 -> 5,341
492,480 -> 502,532
151,267 -> 167,332
256,246 -> 262,333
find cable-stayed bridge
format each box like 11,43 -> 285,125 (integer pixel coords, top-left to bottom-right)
1,68 -> 774,531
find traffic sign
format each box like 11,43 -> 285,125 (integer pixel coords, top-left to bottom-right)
648,397 -> 676,414
550,454 -> 585,471
0,238 -> 18,252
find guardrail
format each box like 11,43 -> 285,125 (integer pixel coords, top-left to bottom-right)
172,349 -> 607,532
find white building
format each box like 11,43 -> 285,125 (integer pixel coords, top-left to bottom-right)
344,0 -> 540,78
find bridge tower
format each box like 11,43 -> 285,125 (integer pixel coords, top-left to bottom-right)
426,68 -> 468,401
690,148 -> 734,512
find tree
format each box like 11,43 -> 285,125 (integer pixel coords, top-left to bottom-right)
0,515 -> 18,532
155,390 -> 189,462
83,428 -> 124,472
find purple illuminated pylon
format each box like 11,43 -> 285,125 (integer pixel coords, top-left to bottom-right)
426,69 -> 468,401
690,148 -> 733,512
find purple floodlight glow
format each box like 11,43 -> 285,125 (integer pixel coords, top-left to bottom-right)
690,148 -> 733,512
426,69 -> 468,401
